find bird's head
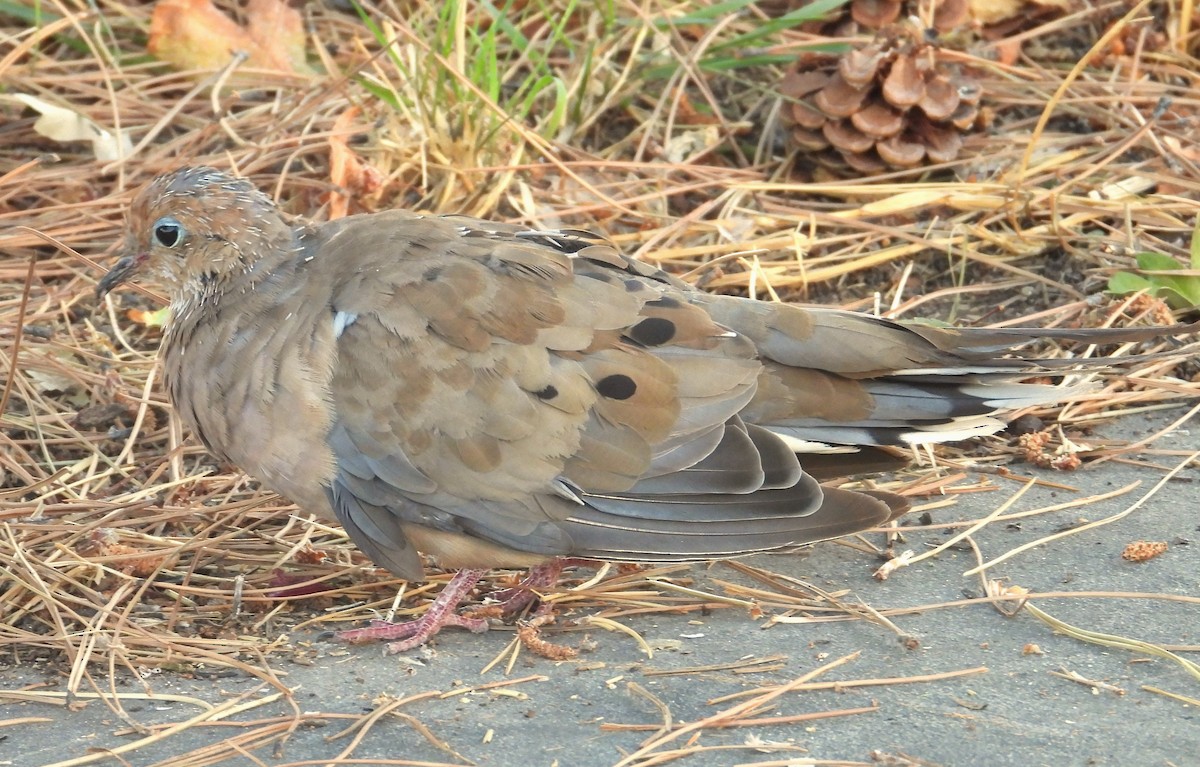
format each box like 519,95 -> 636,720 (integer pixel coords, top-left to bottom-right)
96,167 -> 296,303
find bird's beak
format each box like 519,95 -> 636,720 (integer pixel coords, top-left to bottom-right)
95,254 -> 146,300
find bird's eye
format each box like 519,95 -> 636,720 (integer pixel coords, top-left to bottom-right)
152,217 -> 184,248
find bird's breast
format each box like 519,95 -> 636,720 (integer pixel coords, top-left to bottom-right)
163,298 -> 339,515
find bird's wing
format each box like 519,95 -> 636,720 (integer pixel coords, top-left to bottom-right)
310,210 -> 1197,573
309,212 -> 899,572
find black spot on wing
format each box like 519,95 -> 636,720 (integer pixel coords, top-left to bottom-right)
597,374 -> 637,400
628,317 -> 676,346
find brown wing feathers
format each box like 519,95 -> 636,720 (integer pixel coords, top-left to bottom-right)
314,212 -> 907,564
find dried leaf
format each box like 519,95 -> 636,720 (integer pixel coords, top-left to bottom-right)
73,403 -> 136,431
1121,541 -> 1168,562
663,126 -> 720,164
933,0 -> 970,31
851,0 -> 902,28
26,368 -> 78,395
671,89 -> 721,126
127,307 -> 171,327
967,0 -> 1025,24
968,0 -> 1074,25
328,107 -> 383,220
148,0 -> 313,75
0,94 -> 132,161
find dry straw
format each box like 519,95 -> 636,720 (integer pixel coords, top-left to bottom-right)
2,0 -> 1200,763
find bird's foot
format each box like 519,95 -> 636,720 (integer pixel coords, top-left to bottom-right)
337,569 -> 489,653
336,559 -> 592,653
339,611 -> 491,652
485,557 -> 596,617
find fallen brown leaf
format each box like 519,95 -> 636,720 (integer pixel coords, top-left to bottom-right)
148,0 -> 313,75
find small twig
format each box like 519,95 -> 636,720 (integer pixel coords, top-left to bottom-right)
1049,668 -> 1125,695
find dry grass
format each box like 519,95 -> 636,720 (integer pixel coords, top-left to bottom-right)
2,0 -> 1200,760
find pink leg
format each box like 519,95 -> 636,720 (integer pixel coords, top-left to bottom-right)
336,558 -> 590,654
486,559 -> 571,614
337,569 -> 488,653
485,558 -> 605,616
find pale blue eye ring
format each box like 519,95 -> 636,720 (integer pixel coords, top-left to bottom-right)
153,216 -> 184,248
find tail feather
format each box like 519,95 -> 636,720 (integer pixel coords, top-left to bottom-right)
565,480 -> 899,561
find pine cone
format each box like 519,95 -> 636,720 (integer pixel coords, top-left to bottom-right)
777,0 -> 971,35
780,27 -> 982,174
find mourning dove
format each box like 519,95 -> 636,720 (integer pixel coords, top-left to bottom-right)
97,167 -> 1195,652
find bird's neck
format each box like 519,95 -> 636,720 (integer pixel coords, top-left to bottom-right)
172,225 -> 310,317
